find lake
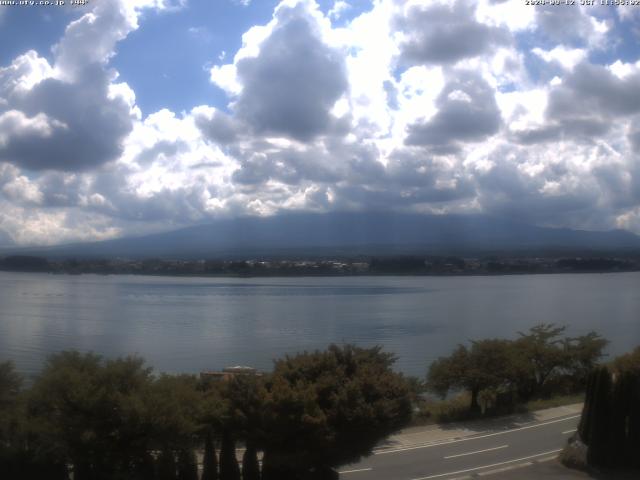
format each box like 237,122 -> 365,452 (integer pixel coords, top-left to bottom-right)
1,271 -> 639,378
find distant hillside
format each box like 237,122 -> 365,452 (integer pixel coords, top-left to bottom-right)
5,212 -> 640,259
0,228 -> 14,247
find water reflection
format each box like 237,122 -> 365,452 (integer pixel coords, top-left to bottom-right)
1,272 -> 639,378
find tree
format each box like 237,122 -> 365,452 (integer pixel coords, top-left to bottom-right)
157,449 -> 177,480
612,346 -> 640,374
0,361 -> 22,408
177,448 -> 198,480
0,361 -> 22,449
219,430 -> 241,480
218,374 -> 266,480
25,351 -> 208,479
514,324 -> 570,398
0,361 -> 30,478
27,352 -> 155,479
427,340 -> 515,413
564,331 -> 608,388
261,344 -> 412,477
201,431 -> 219,480
575,347 -> 640,470
584,367 -> 613,467
142,373 -> 203,452
242,442 -> 260,480
133,452 -> 157,480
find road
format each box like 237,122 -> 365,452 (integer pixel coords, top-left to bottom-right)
339,413 -> 580,480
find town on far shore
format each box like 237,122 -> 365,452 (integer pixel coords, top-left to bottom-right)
1,253 -> 639,276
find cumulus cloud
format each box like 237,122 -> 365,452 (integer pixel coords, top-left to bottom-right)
511,61 -> 640,146
192,106 -> 241,145
1,0 -> 640,245
0,65 -> 135,171
548,62 -> 640,118
228,2 -> 348,141
534,4 -> 607,47
397,0 -> 509,66
531,46 -> 587,71
0,0 -> 152,171
405,71 -> 502,152
629,124 -> 640,154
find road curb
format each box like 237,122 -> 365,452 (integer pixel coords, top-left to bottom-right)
374,404 -> 583,454
426,454 -> 560,480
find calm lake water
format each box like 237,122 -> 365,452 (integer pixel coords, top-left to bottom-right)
1,271 -> 639,378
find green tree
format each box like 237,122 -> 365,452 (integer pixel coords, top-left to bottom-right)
218,374 -> 266,479
0,361 -> 22,408
612,346 -> 640,373
143,374 -> 203,452
177,448 -> 198,480
157,449 -> 177,480
563,331 -> 608,388
262,344 -> 412,478
427,339 -> 515,413
242,442 -> 260,480
0,361 -> 33,478
133,452 -> 156,480
27,352 -> 157,479
26,351 -> 207,479
201,431 -> 218,480
575,347 -> 640,469
584,367 -> 613,467
513,324 -> 570,398
219,430 -> 241,480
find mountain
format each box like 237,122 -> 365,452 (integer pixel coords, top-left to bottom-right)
5,212 -> 640,259
0,228 -> 14,247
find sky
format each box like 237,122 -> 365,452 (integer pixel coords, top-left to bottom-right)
0,0 -> 639,246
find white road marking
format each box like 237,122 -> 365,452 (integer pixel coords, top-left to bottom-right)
562,429 -> 577,434
409,449 -> 563,480
443,444 -> 508,459
375,415 -> 580,455
338,468 -> 373,474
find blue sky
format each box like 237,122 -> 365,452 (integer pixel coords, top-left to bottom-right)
0,0 -> 640,245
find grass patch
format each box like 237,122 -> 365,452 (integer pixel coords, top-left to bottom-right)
411,392 -> 476,426
410,392 -> 584,427
524,393 -> 584,412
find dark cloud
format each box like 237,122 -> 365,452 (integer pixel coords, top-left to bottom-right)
231,144 -> 341,186
86,166 -> 216,224
548,63 -> 640,119
383,148 -> 474,202
629,126 -> 640,153
193,108 -> 240,145
512,125 -> 560,145
397,1 -> 508,66
37,171 -> 85,207
0,227 -> 14,246
405,71 -> 501,150
514,63 -> 640,146
233,4 -> 348,141
512,118 -> 610,145
475,156 -> 600,227
0,64 -> 133,171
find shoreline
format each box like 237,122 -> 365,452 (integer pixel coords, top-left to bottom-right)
1,268 -> 639,279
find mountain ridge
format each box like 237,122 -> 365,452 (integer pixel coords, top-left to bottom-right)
3,212 -> 640,259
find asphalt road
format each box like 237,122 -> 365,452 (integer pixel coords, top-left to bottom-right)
338,413 -> 580,480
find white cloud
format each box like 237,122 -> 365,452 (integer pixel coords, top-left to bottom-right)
1,0 -> 640,245
531,46 -> 587,70
0,110 -> 67,146
329,1 -> 350,20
